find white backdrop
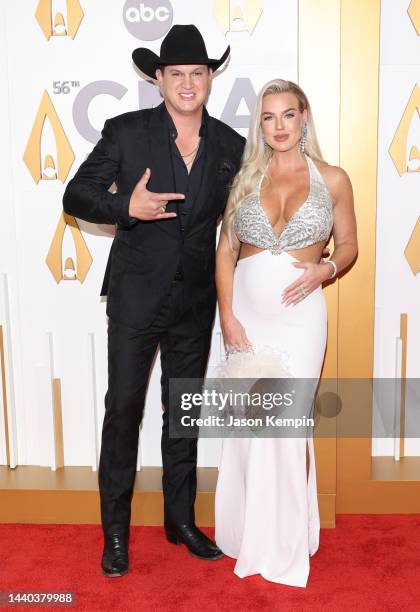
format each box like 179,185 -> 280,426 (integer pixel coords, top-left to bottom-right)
0,0 -> 419,470
0,0 -> 298,468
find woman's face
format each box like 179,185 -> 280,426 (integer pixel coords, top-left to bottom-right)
260,92 -> 308,152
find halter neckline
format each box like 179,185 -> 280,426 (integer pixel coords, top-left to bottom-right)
258,154 -> 314,242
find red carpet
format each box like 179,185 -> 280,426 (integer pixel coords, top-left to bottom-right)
1,516 -> 420,611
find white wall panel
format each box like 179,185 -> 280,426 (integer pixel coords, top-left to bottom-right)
373,1 -> 420,455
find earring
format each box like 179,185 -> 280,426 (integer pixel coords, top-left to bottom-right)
300,122 -> 307,152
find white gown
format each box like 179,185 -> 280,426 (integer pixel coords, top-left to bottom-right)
214,248 -> 328,587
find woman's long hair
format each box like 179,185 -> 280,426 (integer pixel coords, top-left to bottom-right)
225,79 -> 324,248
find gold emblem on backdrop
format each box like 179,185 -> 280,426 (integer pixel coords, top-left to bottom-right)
46,213 -> 92,283
408,0 -> 420,35
213,0 -> 263,35
23,90 -> 75,184
35,0 -> 84,40
405,216 -> 420,275
389,84 -> 420,176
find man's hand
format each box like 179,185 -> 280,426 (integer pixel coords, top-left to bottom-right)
128,168 -> 185,221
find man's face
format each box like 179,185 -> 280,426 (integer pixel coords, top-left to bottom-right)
155,64 -> 212,116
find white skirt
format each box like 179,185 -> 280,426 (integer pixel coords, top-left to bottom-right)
214,249 -> 327,588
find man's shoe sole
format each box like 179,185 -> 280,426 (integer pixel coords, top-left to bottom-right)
101,565 -> 130,577
187,548 -> 225,561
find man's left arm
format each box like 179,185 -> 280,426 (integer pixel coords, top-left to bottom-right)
63,118 -> 137,228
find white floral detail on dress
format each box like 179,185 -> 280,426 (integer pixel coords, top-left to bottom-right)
214,345 -> 293,379
209,346 -> 294,433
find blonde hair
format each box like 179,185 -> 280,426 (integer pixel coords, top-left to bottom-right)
225,79 -> 324,247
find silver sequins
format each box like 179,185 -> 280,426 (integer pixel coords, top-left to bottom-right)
234,154 -> 333,255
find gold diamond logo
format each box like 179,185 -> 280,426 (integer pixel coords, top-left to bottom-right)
389,84 -> 420,176
35,0 -> 84,40
213,0 -> 263,35
405,217 -> 420,275
408,0 -> 420,35
23,90 -> 75,184
46,213 -> 93,283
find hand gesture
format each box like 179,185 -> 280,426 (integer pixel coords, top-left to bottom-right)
128,168 -> 184,221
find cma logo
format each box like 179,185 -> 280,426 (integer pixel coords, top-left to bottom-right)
213,0 -> 263,35
70,78 -> 256,144
23,90 -> 74,183
389,84 -> 420,175
123,0 -> 173,41
35,0 -> 84,40
408,0 -> 420,36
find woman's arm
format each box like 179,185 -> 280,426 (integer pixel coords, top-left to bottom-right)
282,166 -> 358,306
216,202 -> 252,352
322,166 -> 358,276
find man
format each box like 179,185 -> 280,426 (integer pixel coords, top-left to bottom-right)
62,24 -> 245,577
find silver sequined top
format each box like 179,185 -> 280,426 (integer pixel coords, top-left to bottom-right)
234,154 -> 333,255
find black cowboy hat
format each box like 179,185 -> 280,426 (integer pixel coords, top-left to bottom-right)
132,24 -> 230,80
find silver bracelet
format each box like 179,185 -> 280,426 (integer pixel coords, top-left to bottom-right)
325,259 -> 337,279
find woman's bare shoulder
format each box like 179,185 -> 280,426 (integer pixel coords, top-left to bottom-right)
313,159 -> 352,197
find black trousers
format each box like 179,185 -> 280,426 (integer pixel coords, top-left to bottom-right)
98,279 -> 213,536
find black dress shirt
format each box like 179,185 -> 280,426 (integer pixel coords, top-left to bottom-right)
164,105 -> 207,279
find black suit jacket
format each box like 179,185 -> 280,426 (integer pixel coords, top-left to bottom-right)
63,102 -> 245,330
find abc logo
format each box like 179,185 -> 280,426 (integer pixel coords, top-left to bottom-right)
123,0 -> 173,41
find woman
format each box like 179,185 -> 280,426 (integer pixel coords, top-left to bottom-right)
214,79 -> 357,587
